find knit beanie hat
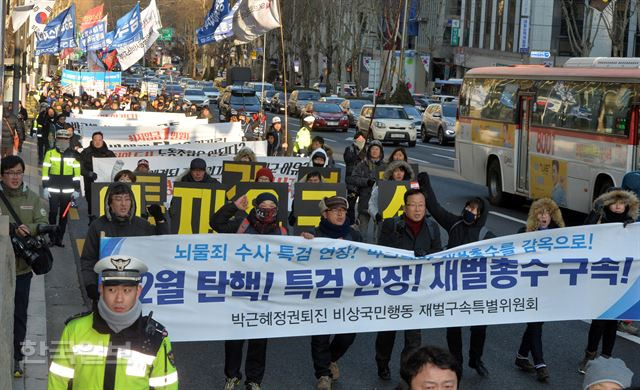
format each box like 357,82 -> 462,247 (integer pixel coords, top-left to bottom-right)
583,357 -> 633,390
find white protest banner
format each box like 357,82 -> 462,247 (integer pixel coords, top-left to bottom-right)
117,0 -> 162,71
93,155 -> 310,199
99,224 -> 640,342
68,115 -> 207,132
110,141 -> 267,158
79,110 -> 201,123
78,122 -> 244,148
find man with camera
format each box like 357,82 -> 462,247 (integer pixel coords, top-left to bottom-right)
0,155 -> 49,377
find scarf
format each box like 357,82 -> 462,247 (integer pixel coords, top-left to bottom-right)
354,139 -> 365,151
319,217 -> 351,239
247,209 -> 279,234
97,296 -> 142,333
603,207 -> 629,223
404,215 -> 424,238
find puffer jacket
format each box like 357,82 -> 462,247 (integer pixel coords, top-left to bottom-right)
233,147 -> 257,162
2,112 -> 22,150
368,160 -> 415,217
518,198 -> 565,233
78,141 -> 116,177
584,188 -> 639,225
210,202 -> 288,235
346,140 -> 385,213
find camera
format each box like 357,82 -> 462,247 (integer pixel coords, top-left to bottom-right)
9,223 -> 57,266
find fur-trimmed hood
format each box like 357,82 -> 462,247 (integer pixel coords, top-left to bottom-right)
310,148 -> 329,167
384,160 -> 415,181
233,147 -> 257,162
526,198 -> 565,232
592,188 -> 639,221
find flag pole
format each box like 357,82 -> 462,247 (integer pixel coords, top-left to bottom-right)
260,33 -> 266,112
277,0 -> 289,154
0,0 -> 6,141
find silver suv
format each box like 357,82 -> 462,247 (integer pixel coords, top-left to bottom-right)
421,102 -> 457,145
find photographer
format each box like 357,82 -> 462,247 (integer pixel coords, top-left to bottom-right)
0,156 -> 48,377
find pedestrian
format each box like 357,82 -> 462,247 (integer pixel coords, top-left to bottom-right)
515,198 -> 564,382
310,148 -> 329,168
400,346 -> 461,390
35,107 -> 56,163
266,131 -> 282,156
388,147 -> 408,163
417,170 -> 494,377
78,131 -> 116,221
300,196 -> 360,390
1,105 -> 22,157
234,147 -> 257,163
0,156 -> 49,378
114,170 -> 137,183
343,132 -> 366,223
579,187 -> 638,374
368,160 -> 414,240
346,140 -> 385,242
134,159 -> 150,174
374,189 -> 441,381
293,116 -> 314,157
269,116 -> 289,154
42,128 -> 82,247
179,158 -> 219,183
199,106 -> 214,122
288,171 -> 323,226
48,255 -> 178,389
255,167 -> 274,183
582,356 -> 633,390
17,102 -> 28,153
80,182 -> 169,304
210,192 -> 287,390
307,136 -> 335,166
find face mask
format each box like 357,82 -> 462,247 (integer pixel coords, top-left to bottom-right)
57,140 -> 70,150
256,207 -> 277,223
462,209 -> 476,225
354,139 -> 366,150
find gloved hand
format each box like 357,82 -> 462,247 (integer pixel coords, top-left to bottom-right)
89,172 -> 98,181
86,284 -> 99,301
147,204 -> 165,222
375,213 -> 382,223
417,172 -> 430,190
72,191 -> 80,199
414,248 -> 427,258
367,178 -> 376,187
43,188 -> 51,199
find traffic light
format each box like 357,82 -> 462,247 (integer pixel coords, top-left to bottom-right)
589,0 -> 611,11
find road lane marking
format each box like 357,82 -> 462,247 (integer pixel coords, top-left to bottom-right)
416,143 -> 455,153
433,154 -> 456,161
489,211 -> 526,224
409,157 -> 431,165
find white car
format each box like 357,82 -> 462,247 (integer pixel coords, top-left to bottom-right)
183,88 -> 210,107
357,104 -> 417,147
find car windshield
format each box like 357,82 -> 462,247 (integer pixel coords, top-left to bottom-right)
297,91 -> 321,100
442,103 -> 457,118
264,90 -> 277,97
403,106 -> 421,119
185,89 -> 204,96
374,107 -> 409,119
312,103 -> 342,113
231,95 -> 260,105
203,87 -> 216,93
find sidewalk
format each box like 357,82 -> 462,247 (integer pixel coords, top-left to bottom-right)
12,139 -> 87,390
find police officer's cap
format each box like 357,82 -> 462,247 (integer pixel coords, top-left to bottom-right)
94,255 -> 148,286
55,129 -> 72,139
303,115 -> 315,123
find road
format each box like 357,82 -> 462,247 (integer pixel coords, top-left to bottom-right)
56,107 -> 640,389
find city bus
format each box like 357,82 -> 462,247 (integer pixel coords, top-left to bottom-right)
454,64 -> 639,213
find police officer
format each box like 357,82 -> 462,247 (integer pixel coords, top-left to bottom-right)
42,127 -> 81,246
47,255 -> 178,389
293,116 -> 314,156
35,106 -> 56,163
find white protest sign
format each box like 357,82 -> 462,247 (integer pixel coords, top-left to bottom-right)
99,224 -> 640,342
110,141 -> 267,158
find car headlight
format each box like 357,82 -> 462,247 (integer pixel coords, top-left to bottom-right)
341,115 -> 348,121
374,121 -> 386,128
409,124 -> 416,129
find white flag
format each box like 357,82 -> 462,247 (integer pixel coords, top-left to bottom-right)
232,0 -> 281,45
29,0 -> 55,35
117,0 -> 162,71
11,3 -> 34,33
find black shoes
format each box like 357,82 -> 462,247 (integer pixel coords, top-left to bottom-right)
377,363 -> 391,381
469,360 -> 489,377
536,366 -> 550,382
515,356 -> 536,373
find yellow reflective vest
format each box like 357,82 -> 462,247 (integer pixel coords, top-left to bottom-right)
42,147 -> 81,193
293,126 -> 312,154
48,311 -> 178,390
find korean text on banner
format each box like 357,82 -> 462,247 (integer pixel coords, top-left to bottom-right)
197,0 -> 230,45
117,0 -> 162,71
35,5 -> 77,56
99,224 -> 640,342
110,2 -> 143,49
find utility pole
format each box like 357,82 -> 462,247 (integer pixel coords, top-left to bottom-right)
398,0 -> 409,82
0,0 -> 6,138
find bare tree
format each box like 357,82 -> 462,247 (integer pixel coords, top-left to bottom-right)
600,0 -> 635,56
561,0 -> 598,57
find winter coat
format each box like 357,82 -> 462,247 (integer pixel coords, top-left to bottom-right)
368,160 -> 415,218
78,141 -> 116,177
584,188 -> 639,225
313,222 -> 362,242
346,140 -> 385,213
309,148 -> 329,167
343,143 -> 365,177
0,183 -> 48,275
233,147 -> 257,162
266,132 -> 283,156
308,144 -> 335,167
420,171 -> 495,249
378,215 -> 441,254
179,170 -> 219,184
80,183 -> 169,288
26,94 -> 40,119
519,198 -> 565,233
210,202 -> 288,235
622,171 -> 640,221
2,112 -> 22,150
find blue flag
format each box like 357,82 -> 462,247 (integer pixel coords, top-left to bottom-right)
110,2 -> 143,49
196,0 -> 230,45
105,30 -> 115,48
80,20 -> 107,52
35,5 -> 77,56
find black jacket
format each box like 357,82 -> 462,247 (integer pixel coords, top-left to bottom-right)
79,141 -> 116,177
378,215 -> 441,254
179,171 -> 219,184
80,184 -> 169,288
343,143 -> 365,177
346,141 -> 385,213
210,201 -> 287,235
419,171 -> 494,249
313,222 -> 363,242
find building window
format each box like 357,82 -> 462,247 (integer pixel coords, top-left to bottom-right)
494,0 -> 505,50
506,0 -> 516,51
484,0 -> 494,48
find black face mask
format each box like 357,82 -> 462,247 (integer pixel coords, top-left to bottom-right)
604,206 -> 628,223
462,209 -> 476,225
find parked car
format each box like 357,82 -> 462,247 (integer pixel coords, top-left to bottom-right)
402,104 -> 423,139
288,89 -> 321,117
430,94 -> 458,103
260,90 -> 277,106
203,86 -> 220,103
245,82 -> 275,94
320,95 -> 345,105
270,91 -> 288,113
345,98 -> 371,127
164,83 -> 183,99
219,86 -> 261,121
361,87 -> 375,98
412,94 -> 435,111
183,88 -> 210,107
305,102 -> 349,132
357,105 -> 417,147
421,102 -> 457,145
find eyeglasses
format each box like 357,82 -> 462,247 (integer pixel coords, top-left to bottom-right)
3,170 -> 24,177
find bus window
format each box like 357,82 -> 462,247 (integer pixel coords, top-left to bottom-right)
596,83 -> 634,136
469,78 -> 491,119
